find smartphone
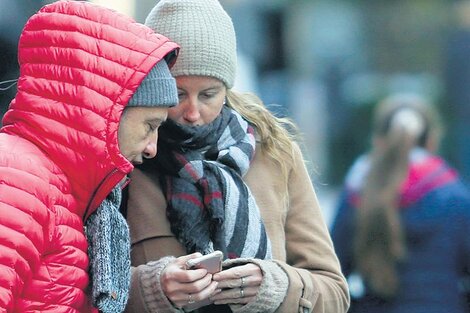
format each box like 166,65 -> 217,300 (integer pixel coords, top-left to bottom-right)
183,250 -> 223,312
185,250 -> 223,273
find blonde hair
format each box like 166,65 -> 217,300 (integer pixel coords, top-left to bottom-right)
226,89 -> 300,196
354,93 -> 442,299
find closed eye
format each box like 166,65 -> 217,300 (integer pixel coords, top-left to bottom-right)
200,92 -> 216,100
149,123 -> 157,131
147,119 -> 163,133
177,90 -> 186,101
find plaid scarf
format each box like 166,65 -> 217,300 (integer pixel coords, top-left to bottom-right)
144,106 -> 271,260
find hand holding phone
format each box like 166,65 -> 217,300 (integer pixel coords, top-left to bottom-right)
183,250 -> 223,311
185,250 -> 223,273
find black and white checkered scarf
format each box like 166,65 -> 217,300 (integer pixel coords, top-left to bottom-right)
143,106 -> 271,260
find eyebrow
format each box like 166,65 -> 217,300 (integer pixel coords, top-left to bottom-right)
204,84 -> 224,91
178,83 -> 224,93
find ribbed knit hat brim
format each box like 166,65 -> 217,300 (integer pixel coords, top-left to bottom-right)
145,0 -> 237,89
127,59 -> 178,107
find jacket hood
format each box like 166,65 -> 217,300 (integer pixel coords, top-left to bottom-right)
1,0 -> 179,217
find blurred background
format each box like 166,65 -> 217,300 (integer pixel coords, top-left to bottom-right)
1,0 -> 470,226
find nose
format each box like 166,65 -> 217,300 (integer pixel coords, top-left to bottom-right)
143,133 -> 158,159
182,97 -> 201,124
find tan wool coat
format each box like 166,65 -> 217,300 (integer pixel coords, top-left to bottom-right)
124,143 -> 350,313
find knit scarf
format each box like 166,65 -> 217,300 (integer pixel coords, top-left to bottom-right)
85,185 -> 131,313
143,106 -> 271,260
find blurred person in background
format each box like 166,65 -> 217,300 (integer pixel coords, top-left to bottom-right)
0,1 -> 179,312
122,0 -> 350,312
331,93 -> 470,313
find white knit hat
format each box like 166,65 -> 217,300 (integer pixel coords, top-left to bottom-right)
145,0 -> 237,88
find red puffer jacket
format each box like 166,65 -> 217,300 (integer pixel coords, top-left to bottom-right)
0,1 -> 178,312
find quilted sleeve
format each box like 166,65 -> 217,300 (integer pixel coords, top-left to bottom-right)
0,167 -> 51,311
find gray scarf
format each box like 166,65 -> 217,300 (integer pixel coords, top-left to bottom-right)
85,185 -> 130,313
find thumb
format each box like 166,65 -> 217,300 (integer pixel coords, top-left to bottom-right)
176,252 -> 204,267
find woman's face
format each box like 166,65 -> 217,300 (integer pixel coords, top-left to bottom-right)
169,76 -> 226,126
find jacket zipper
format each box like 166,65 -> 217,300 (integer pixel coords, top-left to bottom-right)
83,168 -> 125,222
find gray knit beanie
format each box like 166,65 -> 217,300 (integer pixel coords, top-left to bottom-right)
145,0 -> 237,89
128,59 -> 178,107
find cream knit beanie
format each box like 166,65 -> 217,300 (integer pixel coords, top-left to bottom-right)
145,0 -> 237,88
